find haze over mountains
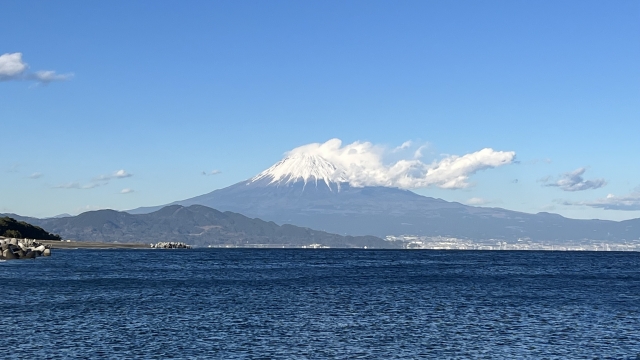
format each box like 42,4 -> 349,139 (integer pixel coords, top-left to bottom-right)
5,152 -> 639,247
129,152 -> 640,243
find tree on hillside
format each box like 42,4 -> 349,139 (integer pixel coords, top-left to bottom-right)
0,217 -> 61,240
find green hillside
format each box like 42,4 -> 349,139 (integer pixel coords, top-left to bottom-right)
0,217 -> 62,240
19,205 -> 395,248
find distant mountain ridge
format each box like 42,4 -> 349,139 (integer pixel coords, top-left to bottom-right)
2,205 -> 393,248
129,154 -> 640,243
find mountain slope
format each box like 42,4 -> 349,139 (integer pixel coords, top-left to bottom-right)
250,152 -> 346,191
0,216 -> 62,240
128,154 -> 640,243
14,205 -> 393,248
131,183 -> 640,242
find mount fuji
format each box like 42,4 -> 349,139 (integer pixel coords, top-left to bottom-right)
129,153 -> 640,242
249,153 -> 346,191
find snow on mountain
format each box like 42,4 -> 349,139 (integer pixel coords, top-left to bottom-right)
249,153 -> 346,190
125,151 -> 640,243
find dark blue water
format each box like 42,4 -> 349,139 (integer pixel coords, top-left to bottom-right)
2,249 -> 640,359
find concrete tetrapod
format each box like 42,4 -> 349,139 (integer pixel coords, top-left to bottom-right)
0,238 -> 52,260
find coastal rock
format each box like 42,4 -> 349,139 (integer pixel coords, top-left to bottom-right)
3,249 -> 16,260
151,241 -> 192,249
0,238 -> 52,260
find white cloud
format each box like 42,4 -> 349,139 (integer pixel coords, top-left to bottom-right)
114,169 -> 132,178
93,169 -> 133,181
564,191 -> 640,211
29,172 -> 43,179
202,169 -> 222,176
285,138 -> 515,189
120,188 -> 134,194
0,52 -> 72,83
0,53 -> 28,79
543,168 -> 606,192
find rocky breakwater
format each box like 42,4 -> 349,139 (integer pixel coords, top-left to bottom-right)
151,241 -> 192,249
0,238 -> 51,260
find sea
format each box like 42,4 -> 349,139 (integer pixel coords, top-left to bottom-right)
2,249 -> 640,359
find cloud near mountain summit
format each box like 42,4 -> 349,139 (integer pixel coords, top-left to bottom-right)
285,139 -> 515,189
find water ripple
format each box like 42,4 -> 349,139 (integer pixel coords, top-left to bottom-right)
1,249 -> 639,359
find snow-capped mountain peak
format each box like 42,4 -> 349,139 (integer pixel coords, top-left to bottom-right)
250,153 -> 346,190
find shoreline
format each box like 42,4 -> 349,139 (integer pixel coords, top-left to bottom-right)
11,239 -> 640,251
38,240 -> 150,249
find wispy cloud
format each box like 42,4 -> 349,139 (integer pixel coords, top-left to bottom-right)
389,140 -> 431,159
0,52 -> 72,84
54,182 -> 103,190
541,168 -> 606,192
564,191 -> 640,211
467,197 -> 491,205
54,169 -> 130,190
29,172 -> 43,179
93,169 -> 133,181
6,164 -> 20,173
540,204 -> 557,212
54,182 -> 81,189
120,188 -> 134,194
282,138 -> 516,189
537,176 -> 552,183
393,141 -> 413,152
413,144 -> 431,159
202,170 -> 222,176
29,70 -> 73,83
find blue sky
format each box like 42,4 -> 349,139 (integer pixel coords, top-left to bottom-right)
1,0 -> 639,220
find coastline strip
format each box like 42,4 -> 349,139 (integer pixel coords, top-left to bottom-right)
38,240 -> 149,249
